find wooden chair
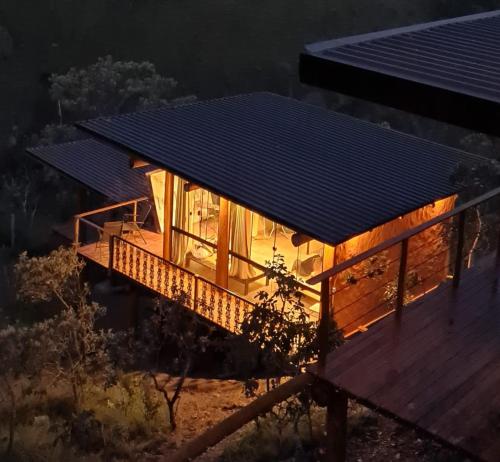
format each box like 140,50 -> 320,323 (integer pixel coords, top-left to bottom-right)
96,221 -> 123,259
122,203 -> 151,245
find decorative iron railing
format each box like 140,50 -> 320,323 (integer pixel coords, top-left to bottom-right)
111,236 -> 254,333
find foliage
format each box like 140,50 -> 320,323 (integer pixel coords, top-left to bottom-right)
49,55 -> 196,123
0,322 -> 52,455
344,253 -> 389,286
15,247 -> 84,305
240,255 -> 342,384
235,255 -> 342,446
15,248 -> 118,410
35,123 -> 82,146
138,293 -> 214,431
451,159 -> 500,266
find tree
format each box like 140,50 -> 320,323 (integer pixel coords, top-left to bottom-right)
236,255 -> 342,442
49,55 -> 195,124
240,255 -> 342,388
451,158 -> 500,267
0,322 -> 52,455
15,247 -> 118,410
139,292 -> 214,431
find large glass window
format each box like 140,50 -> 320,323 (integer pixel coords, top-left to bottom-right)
171,176 -> 219,281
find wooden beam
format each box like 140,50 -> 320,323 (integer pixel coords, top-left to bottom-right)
75,197 -> 149,219
163,171 -> 174,260
168,373 -> 314,462
129,155 -> 150,169
183,182 -> 200,192
216,197 -> 230,287
292,232 -> 313,247
325,389 -> 348,462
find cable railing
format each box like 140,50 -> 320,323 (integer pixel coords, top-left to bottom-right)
315,185 -> 500,367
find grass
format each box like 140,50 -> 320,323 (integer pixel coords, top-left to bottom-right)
0,373 -> 168,461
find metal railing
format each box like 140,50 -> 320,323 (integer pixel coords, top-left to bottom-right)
73,197 -> 149,247
315,185 -> 500,367
111,236 -> 255,333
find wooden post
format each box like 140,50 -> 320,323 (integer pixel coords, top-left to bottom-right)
133,199 -> 138,220
323,245 -> 335,271
318,278 -> 331,370
108,234 -> 115,278
325,390 -> 348,462
216,197 -> 230,288
73,216 -> 80,248
77,186 -> 88,242
453,210 -> 466,288
395,238 -> 409,319
163,171 -> 174,260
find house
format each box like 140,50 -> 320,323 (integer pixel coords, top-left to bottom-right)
298,10 -> 500,462
28,92 -> 481,334
300,9 -> 500,137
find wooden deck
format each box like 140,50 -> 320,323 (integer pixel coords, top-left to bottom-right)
314,258 -> 500,461
77,229 -> 321,320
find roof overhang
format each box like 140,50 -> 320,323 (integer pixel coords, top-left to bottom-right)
74,93 -> 482,247
27,139 -> 153,203
300,10 -> 500,137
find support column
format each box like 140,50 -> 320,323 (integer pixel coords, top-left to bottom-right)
323,244 -> 335,270
325,390 -> 348,462
77,186 -> 88,243
216,197 -> 230,288
318,278 -> 331,370
163,171 -> 174,260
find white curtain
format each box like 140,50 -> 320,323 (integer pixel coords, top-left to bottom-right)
172,177 -> 194,265
229,204 -> 256,279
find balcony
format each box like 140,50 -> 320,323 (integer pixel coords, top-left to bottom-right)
73,198 -> 320,333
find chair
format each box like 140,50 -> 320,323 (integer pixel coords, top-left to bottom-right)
122,202 -> 152,245
292,254 -> 322,277
96,221 -> 123,259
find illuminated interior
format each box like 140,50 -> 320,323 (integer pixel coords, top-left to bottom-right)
147,169 -> 325,308
145,169 -> 456,319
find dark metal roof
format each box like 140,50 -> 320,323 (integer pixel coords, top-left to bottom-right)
27,139 -> 153,202
77,92 -> 482,246
300,10 -> 500,137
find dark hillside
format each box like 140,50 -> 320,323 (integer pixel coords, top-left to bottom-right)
0,0 -> 498,145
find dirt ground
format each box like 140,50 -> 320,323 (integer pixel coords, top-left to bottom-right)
158,378 -> 470,462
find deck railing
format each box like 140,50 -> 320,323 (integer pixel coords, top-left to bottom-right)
73,197 -> 150,248
313,185 -> 500,366
111,236 -> 255,333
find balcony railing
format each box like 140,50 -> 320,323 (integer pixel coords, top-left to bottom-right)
313,185 -> 500,366
111,236 -> 255,333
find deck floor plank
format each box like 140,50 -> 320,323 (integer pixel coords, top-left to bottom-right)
314,261 -> 500,462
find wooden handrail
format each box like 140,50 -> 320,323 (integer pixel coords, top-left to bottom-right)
111,235 -> 253,309
308,186 -> 500,285
75,196 -> 149,218
79,217 -> 104,232
167,373 -> 314,462
113,235 -> 197,278
172,226 -> 320,296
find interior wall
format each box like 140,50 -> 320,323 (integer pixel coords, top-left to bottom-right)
331,196 -> 456,334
